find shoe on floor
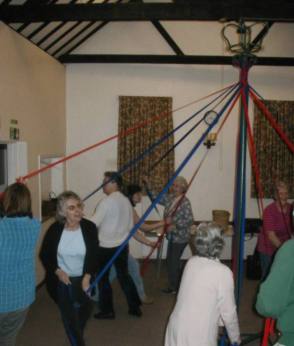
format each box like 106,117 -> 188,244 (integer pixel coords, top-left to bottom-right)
94,311 -> 115,320
128,307 -> 142,317
141,295 -> 154,305
161,287 -> 177,294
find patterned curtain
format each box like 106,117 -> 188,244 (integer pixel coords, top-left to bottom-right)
118,96 -> 174,192
252,100 -> 294,198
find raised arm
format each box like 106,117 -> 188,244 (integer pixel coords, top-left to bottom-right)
133,230 -> 157,247
132,209 -> 163,247
133,209 -> 164,232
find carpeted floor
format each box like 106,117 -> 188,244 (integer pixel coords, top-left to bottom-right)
17,261 -> 264,346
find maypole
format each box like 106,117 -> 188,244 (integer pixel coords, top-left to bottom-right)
221,20 -> 270,345
222,19 -> 260,306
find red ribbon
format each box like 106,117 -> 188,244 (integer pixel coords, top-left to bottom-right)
250,90 -> 294,153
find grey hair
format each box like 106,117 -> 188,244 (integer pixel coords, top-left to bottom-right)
174,176 -> 188,193
273,181 -> 289,199
56,191 -> 83,223
194,222 -> 224,259
274,181 -> 288,191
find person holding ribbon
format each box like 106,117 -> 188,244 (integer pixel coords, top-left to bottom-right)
40,191 -> 98,346
144,175 -> 194,294
90,172 -> 142,319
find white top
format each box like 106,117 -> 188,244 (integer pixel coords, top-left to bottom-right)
57,227 -> 86,277
165,256 -> 240,346
90,191 -> 134,248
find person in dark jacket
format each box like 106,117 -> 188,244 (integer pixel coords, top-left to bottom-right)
40,191 -> 99,346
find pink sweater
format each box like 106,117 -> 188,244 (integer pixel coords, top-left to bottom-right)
258,202 -> 293,256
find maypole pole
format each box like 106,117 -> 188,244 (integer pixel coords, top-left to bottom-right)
221,20 -> 270,345
232,24 -> 255,308
222,19 -> 259,306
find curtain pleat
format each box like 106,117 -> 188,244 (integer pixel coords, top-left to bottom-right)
252,100 -> 294,198
118,96 -> 174,193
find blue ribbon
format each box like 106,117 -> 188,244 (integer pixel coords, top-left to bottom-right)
87,85 -> 241,293
143,181 -> 161,216
83,83 -> 239,201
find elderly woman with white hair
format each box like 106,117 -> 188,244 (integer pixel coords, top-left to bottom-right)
40,191 -> 99,346
145,175 -> 194,294
165,223 -> 241,346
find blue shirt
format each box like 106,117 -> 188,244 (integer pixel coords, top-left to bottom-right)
0,217 -> 41,313
57,227 -> 86,277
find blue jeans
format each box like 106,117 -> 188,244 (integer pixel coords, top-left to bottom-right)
57,277 -> 93,346
110,254 -> 145,300
259,253 -> 273,281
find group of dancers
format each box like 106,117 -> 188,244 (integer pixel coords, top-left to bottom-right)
0,175 -> 293,346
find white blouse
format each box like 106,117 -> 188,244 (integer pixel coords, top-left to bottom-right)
165,256 -> 240,346
57,227 -> 86,277
90,191 -> 134,248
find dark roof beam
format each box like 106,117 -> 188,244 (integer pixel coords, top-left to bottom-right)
58,54 -> 294,67
151,21 -> 184,56
54,21 -> 109,57
249,21 -> 274,51
44,22 -> 84,51
16,0 -> 57,34
1,2 -> 294,23
52,0 -> 121,57
27,0 -> 78,41
44,0 -> 108,53
36,0 -> 92,46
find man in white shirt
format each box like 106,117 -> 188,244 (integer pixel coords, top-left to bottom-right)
91,171 -> 142,319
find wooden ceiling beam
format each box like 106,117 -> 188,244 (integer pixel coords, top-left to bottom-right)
58,54 -> 294,66
1,2 -> 294,23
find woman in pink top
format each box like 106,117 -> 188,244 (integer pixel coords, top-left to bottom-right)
257,181 -> 293,279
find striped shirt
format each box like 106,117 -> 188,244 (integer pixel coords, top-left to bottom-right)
0,217 -> 41,313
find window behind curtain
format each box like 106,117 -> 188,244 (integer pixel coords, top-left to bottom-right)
251,100 -> 294,198
118,96 -> 174,192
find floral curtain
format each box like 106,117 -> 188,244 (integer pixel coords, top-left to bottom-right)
118,96 -> 174,192
252,100 -> 294,198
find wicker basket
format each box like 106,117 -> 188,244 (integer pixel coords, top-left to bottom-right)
212,210 -> 230,232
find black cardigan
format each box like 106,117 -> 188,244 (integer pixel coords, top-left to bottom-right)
40,218 -> 99,302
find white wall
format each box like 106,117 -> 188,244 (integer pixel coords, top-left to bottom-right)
0,23 -> 66,283
66,21 -> 294,221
